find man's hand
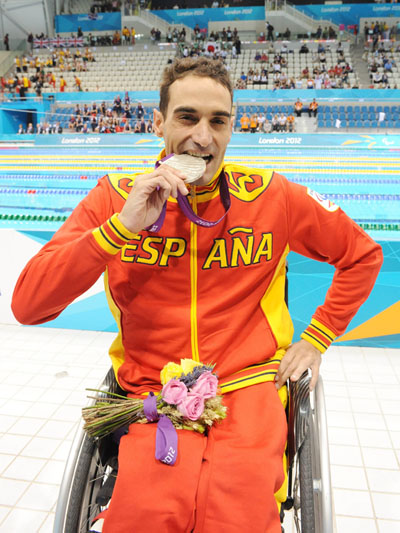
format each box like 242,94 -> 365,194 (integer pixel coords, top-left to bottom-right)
275,339 -> 322,391
118,165 -> 189,234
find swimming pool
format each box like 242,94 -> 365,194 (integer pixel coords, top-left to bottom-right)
0,145 -> 399,242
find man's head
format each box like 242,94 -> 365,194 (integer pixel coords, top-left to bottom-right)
154,57 -> 233,185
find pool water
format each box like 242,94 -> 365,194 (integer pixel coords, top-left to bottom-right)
0,146 -> 399,241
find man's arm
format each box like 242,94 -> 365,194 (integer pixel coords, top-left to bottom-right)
275,177 -> 383,390
12,166 -> 188,325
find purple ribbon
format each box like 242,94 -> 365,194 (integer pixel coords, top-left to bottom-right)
146,154 -> 231,232
143,392 -> 178,466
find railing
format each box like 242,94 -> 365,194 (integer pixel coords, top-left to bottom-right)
265,0 -> 354,43
132,9 -> 192,38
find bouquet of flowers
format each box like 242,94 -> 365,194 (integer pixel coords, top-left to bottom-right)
82,359 -> 227,440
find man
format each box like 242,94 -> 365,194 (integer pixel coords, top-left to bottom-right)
59,75 -> 67,92
286,112 -> 295,132
239,111 -> 250,132
294,98 -> 303,117
12,57 -> 382,532
308,98 -> 318,117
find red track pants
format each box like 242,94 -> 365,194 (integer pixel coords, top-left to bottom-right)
103,382 -> 287,533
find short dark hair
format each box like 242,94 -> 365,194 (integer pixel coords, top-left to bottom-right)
159,56 -> 233,116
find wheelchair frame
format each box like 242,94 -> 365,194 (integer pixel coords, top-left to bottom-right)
53,370 -> 334,533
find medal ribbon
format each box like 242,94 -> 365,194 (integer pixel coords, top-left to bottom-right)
143,392 -> 178,466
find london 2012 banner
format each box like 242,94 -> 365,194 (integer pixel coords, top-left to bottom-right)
55,12 -> 121,33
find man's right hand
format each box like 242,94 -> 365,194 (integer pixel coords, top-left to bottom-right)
117,164 -> 189,234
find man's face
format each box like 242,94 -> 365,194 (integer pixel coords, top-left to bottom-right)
154,75 -> 233,186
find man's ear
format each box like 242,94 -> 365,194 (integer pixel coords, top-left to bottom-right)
153,108 -> 164,137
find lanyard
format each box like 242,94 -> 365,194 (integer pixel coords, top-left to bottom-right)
146,155 -> 231,232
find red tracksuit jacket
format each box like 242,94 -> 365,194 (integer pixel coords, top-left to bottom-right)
12,158 -> 383,394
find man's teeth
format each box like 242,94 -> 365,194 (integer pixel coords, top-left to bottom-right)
186,152 -> 211,160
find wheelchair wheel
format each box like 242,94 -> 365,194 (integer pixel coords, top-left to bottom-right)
63,434 -> 106,532
290,375 -> 333,533
54,368 -> 121,533
297,420 -> 315,532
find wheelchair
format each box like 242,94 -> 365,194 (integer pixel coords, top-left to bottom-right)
53,368 -> 334,533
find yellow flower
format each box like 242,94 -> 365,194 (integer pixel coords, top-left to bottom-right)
180,358 -> 202,374
160,362 -> 183,385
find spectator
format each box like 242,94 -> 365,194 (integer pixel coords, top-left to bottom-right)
306,77 -> 314,89
250,113 -> 258,133
294,99 -> 303,117
240,112 -> 250,132
146,119 -> 154,133
48,71 -> 56,89
74,75 -> 82,91
257,112 -> 266,130
384,59 -> 393,72
17,124 -> 25,134
27,32 -> 34,51
26,123 -> 34,134
263,119 -> 272,133
136,102 -> 144,119
90,114 -> 98,132
286,113 -> 295,132
113,30 -> 121,45
60,75 -> 67,92
308,99 -> 318,118
124,103 -> 132,118
139,117 -> 146,133
113,95 -> 123,115
266,22 -> 274,41
4,33 -> 9,51
277,113 -> 287,132
122,26 -> 130,45
299,44 -> 309,54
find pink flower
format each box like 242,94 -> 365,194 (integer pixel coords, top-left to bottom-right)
191,371 -> 218,399
162,379 -> 187,405
177,392 -> 205,420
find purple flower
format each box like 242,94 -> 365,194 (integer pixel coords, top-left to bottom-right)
177,392 -> 205,420
191,371 -> 218,399
162,379 -> 188,405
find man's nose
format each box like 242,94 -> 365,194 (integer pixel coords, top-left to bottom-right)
192,120 -> 212,147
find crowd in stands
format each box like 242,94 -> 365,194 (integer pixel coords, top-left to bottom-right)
239,111 -> 295,133
237,98 -> 319,133
365,41 -> 400,89
1,47 -> 97,97
363,20 -> 398,49
234,41 -> 357,90
18,95 -> 155,134
90,0 -> 121,13
260,23 -> 338,43
17,122 -> 63,134
66,95 -> 154,134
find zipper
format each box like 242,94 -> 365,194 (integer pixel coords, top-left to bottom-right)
189,187 -> 200,362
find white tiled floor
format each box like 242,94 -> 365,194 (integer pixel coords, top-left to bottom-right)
0,323 -> 399,533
